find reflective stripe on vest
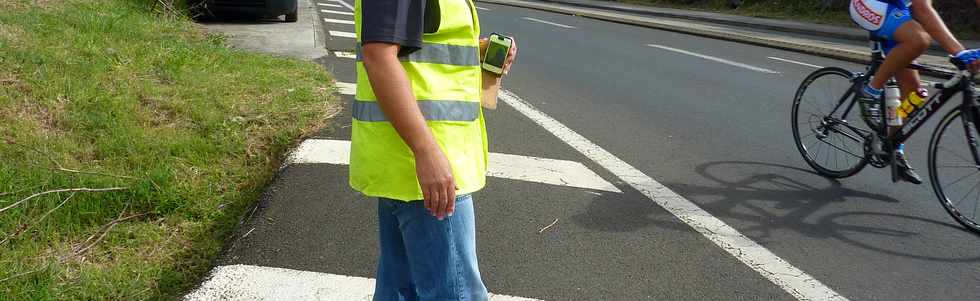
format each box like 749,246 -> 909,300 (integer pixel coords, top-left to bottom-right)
352,100 -> 480,122
355,43 -> 480,66
351,0 -> 487,201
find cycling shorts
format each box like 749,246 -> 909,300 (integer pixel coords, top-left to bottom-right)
849,0 -> 913,54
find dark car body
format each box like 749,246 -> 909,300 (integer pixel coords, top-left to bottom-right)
200,0 -> 298,21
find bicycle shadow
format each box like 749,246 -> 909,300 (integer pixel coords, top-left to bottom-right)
574,160 -> 980,262
682,161 -> 980,262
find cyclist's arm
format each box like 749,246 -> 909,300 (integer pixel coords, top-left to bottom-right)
910,0 -> 966,55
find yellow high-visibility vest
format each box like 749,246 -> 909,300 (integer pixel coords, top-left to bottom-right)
351,0 -> 487,201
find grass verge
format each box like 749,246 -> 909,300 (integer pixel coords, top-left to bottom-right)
0,0 -> 337,299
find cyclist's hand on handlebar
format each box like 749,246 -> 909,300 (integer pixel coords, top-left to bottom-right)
955,49 -> 980,73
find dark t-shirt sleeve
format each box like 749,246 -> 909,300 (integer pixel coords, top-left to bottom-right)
360,0 -> 426,55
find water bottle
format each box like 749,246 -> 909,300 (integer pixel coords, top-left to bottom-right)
897,88 -> 928,119
885,85 -> 902,127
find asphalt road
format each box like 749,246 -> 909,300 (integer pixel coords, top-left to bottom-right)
216,1 -> 980,300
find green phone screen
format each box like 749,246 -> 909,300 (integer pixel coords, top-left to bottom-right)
485,37 -> 510,69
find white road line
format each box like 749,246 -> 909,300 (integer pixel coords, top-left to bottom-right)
521,17 -> 576,29
336,82 -> 356,95
768,56 -> 824,68
333,51 -> 356,59
496,89 -> 846,301
489,152 -> 620,192
320,9 -> 353,15
328,30 -> 356,38
185,265 -> 541,301
287,139 -> 622,193
334,0 -> 355,11
323,18 -> 354,25
476,6 -> 491,11
316,2 -> 341,7
647,44 -> 780,74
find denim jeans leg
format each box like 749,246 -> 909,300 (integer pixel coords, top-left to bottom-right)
374,199 -> 418,301
398,195 -> 488,301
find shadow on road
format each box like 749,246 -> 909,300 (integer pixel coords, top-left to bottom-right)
576,160 -> 980,262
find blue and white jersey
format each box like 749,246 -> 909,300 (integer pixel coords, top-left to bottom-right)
849,0 -> 912,32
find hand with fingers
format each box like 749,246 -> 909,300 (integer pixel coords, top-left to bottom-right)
955,49 -> 980,73
415,145 -> 457,220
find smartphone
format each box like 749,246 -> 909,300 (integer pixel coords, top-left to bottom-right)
482,33 -> 513,75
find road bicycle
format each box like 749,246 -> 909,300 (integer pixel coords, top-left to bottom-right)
791,38 -> 979,234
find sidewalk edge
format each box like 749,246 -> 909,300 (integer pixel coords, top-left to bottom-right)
477,0 -> 959,78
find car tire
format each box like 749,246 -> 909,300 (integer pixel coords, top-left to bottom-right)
188,0 -> 212,21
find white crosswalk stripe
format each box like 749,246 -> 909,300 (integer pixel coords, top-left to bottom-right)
320,9 -> 353,15
333,51 -> 356,59
186,265 -> 542,301
287,139 -> 622,193
328,30 -> 356,38
323,18 -> 354,25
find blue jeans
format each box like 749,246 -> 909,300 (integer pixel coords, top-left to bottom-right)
374,195 -> 488,301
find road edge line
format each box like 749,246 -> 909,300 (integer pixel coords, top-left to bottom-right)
497,89 -> 847,301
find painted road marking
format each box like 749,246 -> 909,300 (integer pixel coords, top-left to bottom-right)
287,139 -> 622,193
768,56 -> 824,69
497,89 -> 845,301
336,82 -> 356,95
476,6 -> 491,11
329,30 -> 356,38
185,265 -> 541,301
487,152 -> 621,192
320,9 -> 354,15
316,3 -> 341,7
323,18 -> 354,25
333,51 -> 356,59
334,0 -> 355,11
647,44 -> 780,74
522,17 -> 576,29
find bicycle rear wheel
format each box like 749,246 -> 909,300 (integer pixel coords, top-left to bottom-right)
792,67 -> 869,178
928,108 -> 980,234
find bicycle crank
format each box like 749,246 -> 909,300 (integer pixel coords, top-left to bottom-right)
864,134 -> 889,168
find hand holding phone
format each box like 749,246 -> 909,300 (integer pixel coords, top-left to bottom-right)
482,33 -> 514,75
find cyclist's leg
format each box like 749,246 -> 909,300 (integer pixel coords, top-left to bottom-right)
869,21 -> 930,89
894,68 -> 921,98
910,0 -> 966,56
889,65 -> 925,184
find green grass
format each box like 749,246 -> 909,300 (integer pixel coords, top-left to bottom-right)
0,0 -> 337,299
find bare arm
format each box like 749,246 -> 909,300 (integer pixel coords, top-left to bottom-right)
361,42 -> 456,219
910,0 -> 965,54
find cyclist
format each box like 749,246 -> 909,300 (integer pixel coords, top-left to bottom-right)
849,0 -> 980,184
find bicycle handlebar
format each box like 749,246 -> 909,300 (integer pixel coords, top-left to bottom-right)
932,57 -> 975,90
950,56 -> 969,71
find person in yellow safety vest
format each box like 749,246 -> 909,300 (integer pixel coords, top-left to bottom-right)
351,0 -> 517,300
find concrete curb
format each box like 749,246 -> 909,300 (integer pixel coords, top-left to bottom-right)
534,0 -> 869,42
478,0 -> 960,78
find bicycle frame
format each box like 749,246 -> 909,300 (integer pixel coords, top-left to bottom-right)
822,50 -> 978,160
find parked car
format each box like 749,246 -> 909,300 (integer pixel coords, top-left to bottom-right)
191,0 -> 298,22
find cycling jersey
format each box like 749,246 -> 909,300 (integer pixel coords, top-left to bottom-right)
849,0 -> 913,53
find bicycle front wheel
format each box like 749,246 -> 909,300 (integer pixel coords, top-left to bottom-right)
792,67 -> 869,178
929,108 -> 980,234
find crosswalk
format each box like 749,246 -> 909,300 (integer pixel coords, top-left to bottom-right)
186,265 -> 541,301
188,2 -> 554,299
